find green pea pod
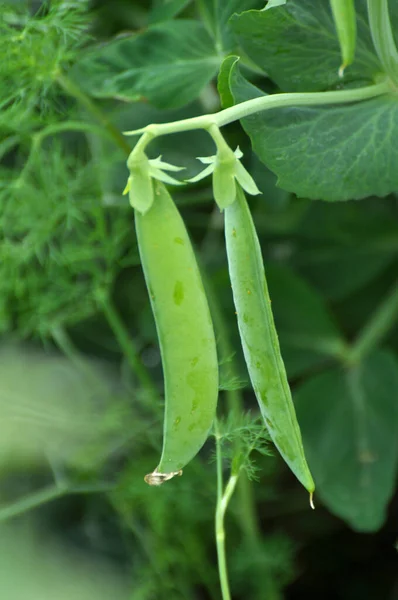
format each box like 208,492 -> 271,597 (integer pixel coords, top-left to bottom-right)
225,186 -> 315,497
330,0 -> 357,76
135,181 -> 219,485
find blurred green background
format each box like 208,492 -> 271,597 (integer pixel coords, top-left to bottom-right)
1,1 -> 398,598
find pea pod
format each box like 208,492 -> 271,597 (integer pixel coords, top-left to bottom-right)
135,181 -> 219,485
330,0 -> 357,76
225,186 -> 315,495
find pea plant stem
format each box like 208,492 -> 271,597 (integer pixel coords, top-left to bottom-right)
214,414 -> 268,599
367,0 -> 398,86
216,81 -> 390,126
348,280 -> 398,364
215,419 -> 237,600
125,80 -> 390,142
56,72 -> 131,156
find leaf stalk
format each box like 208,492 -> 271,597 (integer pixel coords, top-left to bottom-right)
367,0 -> 398,86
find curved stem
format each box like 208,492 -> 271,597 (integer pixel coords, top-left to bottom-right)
367,0 -> 398,86
198,80 -> 390,128
56,73 -> 131,156
125,80 -> 390,139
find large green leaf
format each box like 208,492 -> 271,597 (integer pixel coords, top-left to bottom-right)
70,21 -> 221,109
222,57 -> 398,201
295,349 -> 398,531
294,245 -> 396,301
266,265 -> 342,364
287,199 -> 398,299
265,264 -> 345,374
230,0 -> 381,91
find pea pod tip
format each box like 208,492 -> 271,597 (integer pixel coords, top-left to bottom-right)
309,491 -> 315,510
144,469 -> 183,486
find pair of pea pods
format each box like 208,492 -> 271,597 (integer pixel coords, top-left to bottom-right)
132,0 -> 358,494
136,179 -> 314,496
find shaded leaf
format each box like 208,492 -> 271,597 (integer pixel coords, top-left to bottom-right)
292,200 -> 398,299
149,0 -> 192,23
198,0 -> 264,49
295,349 -> 398,531
71,21 -> 221,109
266,263 -> 345,377
230,0 -> 381,91
267,263 -> 343,347
294,245 -> 396,301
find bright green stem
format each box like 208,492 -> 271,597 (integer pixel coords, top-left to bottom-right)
367,0 -> 398,86
56,73 -> 131,156
208,123 -> 231,155
215,420 -> 238,600
348,280 -> 398,364
98,292 -> 159,400
125,81 -> 390,141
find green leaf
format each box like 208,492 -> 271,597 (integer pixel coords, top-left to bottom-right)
223,58 -> 398,201
70,21 -> 221,109
265,264 -> 345,377
198,0 -> 264,50
295,349 -> 398,532
292,200 -> 398,299
149,0 -> 192,23
230,0 -> 381,91
295,245 -> 396,301
217,55 -> 239,109
267,264 -> 344,348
